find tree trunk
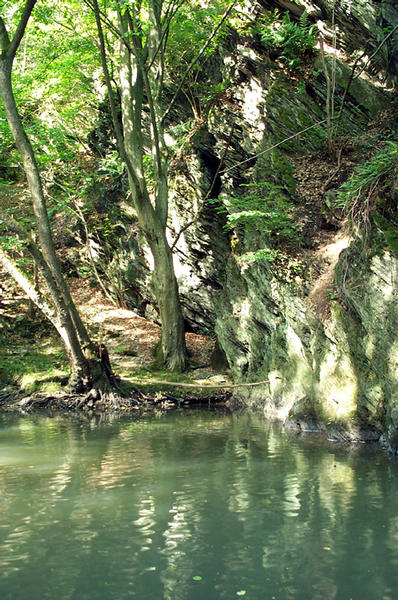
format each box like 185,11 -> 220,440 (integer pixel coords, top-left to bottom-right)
0,247 -> 92,390
116,9 -> 188,370
92,0 -> 188,370
150,223 -> 187,371
0,17 -> 117,394
0,59 -> 91,347
124,169 -> 188,371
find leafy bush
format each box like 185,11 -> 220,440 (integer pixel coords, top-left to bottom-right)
208,182 -> 298,244
260,11 -> 318,70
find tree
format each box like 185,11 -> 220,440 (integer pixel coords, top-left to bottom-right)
0,0 -> 116,394
86,0 -> 234,371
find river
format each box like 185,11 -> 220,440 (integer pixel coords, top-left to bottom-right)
0,409 -> 397,600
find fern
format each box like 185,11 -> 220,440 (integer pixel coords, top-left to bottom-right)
336,142 -> 398,231
208,182 -> 298,244
260,11 -> 318,70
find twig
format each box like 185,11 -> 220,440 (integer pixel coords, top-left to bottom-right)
335,55 -> 361,128
124,377 -> 270,389
322,146 -> 343,190
353,23 -> 398,82
220,119 -> 329,175
319,35 -> 332,146
161,2 -> 236,124
334,24 -> 398,134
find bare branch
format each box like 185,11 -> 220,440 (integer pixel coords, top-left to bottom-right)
123,376 -> 270,389
221,119 -> 329,175
353,23 -> 398,81
161,1 -> 236,124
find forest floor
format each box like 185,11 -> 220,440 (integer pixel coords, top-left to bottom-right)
0,277 -> 232,413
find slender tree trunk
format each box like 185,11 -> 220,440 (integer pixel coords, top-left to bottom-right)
0,247 -> 91,388
0,11 -> 116,393
0,62 -> 91,347
124,168 -> 188,370
151,230 -> 188,371
92,1 -> 188,370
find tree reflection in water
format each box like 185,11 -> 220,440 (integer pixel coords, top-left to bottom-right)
0,411 -> 398,600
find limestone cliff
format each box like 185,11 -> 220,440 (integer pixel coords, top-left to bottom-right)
112,1 -> 398,451
162,0 -> 398,453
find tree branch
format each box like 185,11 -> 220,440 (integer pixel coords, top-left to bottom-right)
147,0 -> 185,72
161,1 -> 236,124
0,246 -> 58,328
0,17 -> 11,54
221,119 -> 329,175
353,23 -> 398,81
82,0 -> 131,52
8,0 -> 37,60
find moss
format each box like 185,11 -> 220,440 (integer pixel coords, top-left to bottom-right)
270,149 -> 296,195
372,212 -> 398,256
265,75 -> 329,155
0,345 -> 69,394
120,366 -> 227,399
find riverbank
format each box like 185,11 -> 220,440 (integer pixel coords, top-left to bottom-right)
0,277 -> 234,412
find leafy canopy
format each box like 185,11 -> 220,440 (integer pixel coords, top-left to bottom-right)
0,0 -> 101,174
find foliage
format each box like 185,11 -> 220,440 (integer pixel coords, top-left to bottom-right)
0,0 -> 100,175
241,248 -> 283,264
336,142 -> 398,229
167,0 -> 230,63
164,0 -> 233,118
259,10 -> 318,70
208,182 -> 298,245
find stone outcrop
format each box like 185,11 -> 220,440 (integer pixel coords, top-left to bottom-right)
112,1 -> 398,451
163,0 -> 398,453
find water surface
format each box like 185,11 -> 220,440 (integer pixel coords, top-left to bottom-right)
0,409 -> 397,600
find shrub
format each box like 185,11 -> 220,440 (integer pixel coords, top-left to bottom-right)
260,11 -> 318,70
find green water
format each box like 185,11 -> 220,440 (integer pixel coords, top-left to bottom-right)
0,410 -> 398,600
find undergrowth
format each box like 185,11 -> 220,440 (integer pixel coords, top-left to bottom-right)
259,10 -> 318,70
336,141 -> 398,239
208,182 -> 298,245
0,338 -> 69,394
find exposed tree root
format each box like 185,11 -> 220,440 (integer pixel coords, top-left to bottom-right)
0,386 -> 231,414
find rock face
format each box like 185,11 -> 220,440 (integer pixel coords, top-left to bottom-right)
104,0 -> 398,451
162,0 -> 398,453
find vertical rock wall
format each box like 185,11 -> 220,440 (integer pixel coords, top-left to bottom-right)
166,0 -> 398,452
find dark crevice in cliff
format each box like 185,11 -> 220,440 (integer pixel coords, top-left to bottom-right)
198,148 -> 222,200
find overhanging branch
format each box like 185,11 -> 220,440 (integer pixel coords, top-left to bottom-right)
8,0 -> 37,60
161,1 -> 236,124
